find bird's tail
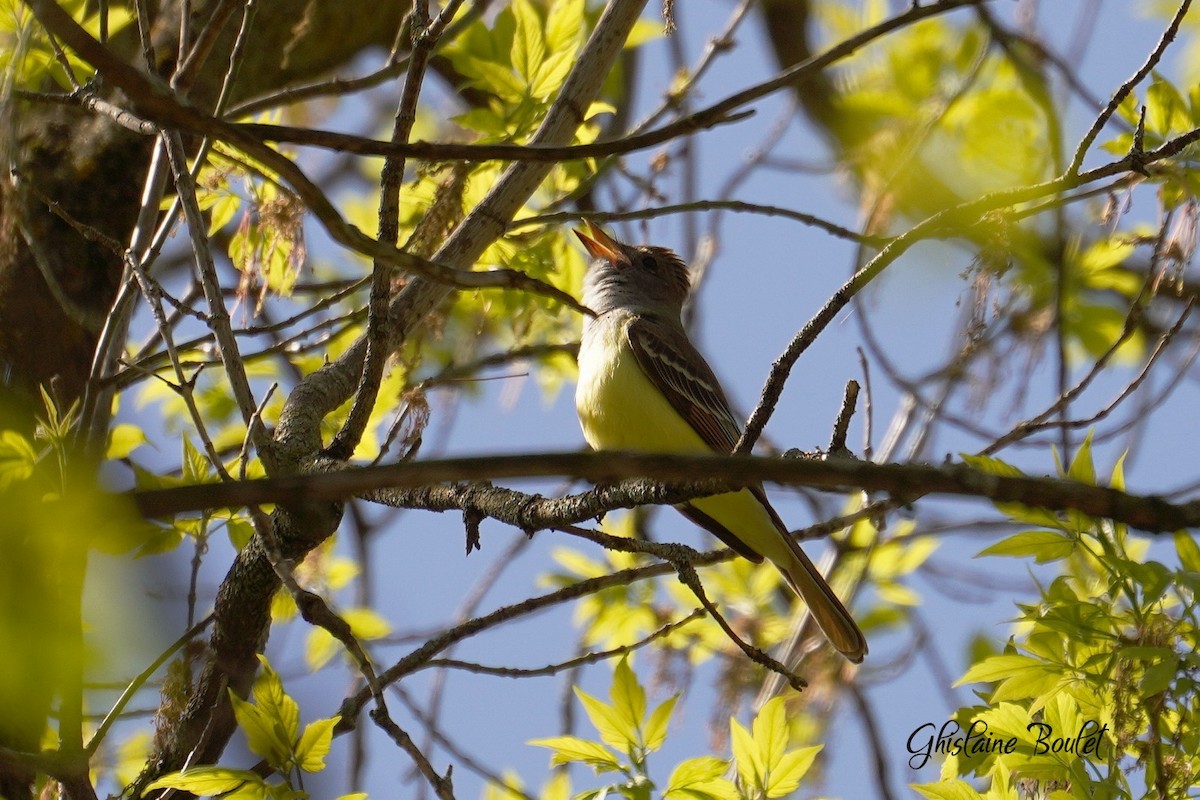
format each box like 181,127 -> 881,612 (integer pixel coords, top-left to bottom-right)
774,538 -> 868,664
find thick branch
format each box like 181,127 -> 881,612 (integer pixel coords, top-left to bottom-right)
131,450 -> 1200,534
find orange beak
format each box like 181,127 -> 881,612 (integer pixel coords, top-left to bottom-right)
573,220 -> 628,266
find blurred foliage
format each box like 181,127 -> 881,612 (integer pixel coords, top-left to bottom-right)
812,0 -> 1200,364
0,0 -> 131,90
0,392 -> 145,775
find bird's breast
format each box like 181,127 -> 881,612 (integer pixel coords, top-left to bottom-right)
575,315 -> 708,454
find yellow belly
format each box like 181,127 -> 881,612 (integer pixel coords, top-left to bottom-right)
575,318 -> 709,454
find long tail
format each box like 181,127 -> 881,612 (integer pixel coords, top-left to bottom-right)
678,490 -> 867,662
774,538 -> 867,664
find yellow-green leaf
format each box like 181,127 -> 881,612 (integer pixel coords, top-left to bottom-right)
976,531 -> 1076,562
252,656 -> 300,745
664,756 -> 735,800
0,430 -> 36,487
105,423 -> 147,459
877,581 -> 921,607
957,654 -> 1044,684
510,0 -> 544,85
229,690 -> 290,770
751,697 -> 789,777
610,658 -> 646,740
296,715 -> 340,772
1066,431 -> 1096,485
729,718 -> 763,790
912,780 -> 985,800
643,694 -> 677,752
1175,531 -> 1200,572
143,766 -> 265,795
765,745 -> 821,798
528,735 -> 621,771
576,687 -> 637,753
344,607 -> 392,640
545,0 -> 584,52
960,453 -> 1026,478
306,626 -> 338,671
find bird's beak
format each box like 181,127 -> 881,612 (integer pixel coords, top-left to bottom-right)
574,221 -> 628,267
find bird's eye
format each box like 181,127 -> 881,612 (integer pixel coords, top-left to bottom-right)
640,254 -> 657,271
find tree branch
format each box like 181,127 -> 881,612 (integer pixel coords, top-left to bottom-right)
130,450 -> 1200,534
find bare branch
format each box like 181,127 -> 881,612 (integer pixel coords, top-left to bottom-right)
131,450 -> 1200,534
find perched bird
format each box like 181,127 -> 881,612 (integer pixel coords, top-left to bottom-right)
573,221 -> 867,663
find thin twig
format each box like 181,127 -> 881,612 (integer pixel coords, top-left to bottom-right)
1067,0 -> 1193,175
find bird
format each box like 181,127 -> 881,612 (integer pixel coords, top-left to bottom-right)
572,221 -> 867,663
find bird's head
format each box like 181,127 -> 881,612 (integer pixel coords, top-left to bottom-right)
574,221 -> 690,317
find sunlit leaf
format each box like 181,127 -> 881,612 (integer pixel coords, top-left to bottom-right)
976,531 -> 1076,563
643,695 -> 678,752
576,687 -> 638,754
765,745 -> 821,798
510,0 -> 545,86
663,756 -> 735,800
912,780 -> 985,800
144,766 -> 265,796
296,715 -> 340,772
528,735 -> 622,772
610,658 -> 646,743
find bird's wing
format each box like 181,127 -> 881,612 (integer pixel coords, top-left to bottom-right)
626,316 -> 743,454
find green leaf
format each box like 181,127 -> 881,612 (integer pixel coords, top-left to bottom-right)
960,453 -> 1027,479
751,697 -> 789,780
532,48 -> 576,99
453,106 -> 509,137
1175,531 -> 1200,572
663,756 -> 734,800
729,718 -> 763,790
344,607 -> 392,640
643,695 -> 678,752
956,654 -> 1046,685
1066,431 -> 1096,485
912,780 -> 985,800
229,656 -> 300,770
545,0 -> 584,51
1109,452 -> 1127,492
306,626 -> 338,671
610,658 -> 646,741
976,530 -> 1076,563
1139,658 -> 1176,696
456,55 -> 527,102
510,0 -> 545,85
576,687 -> 638,754
1128,560 -> 1172,605
181,436 -> 213,484
765,745 -> 821,798
1146,73 -> 1190,137
143,766 -> 265,795
296,715 -> 340,772
252,656 -> 300,745
0,430 -> 37,488
227,516 -> 256,550
229,690 -> 290,770
105,423 -> 148,459
877,581 -> 922,606
528,735 -> 622,771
